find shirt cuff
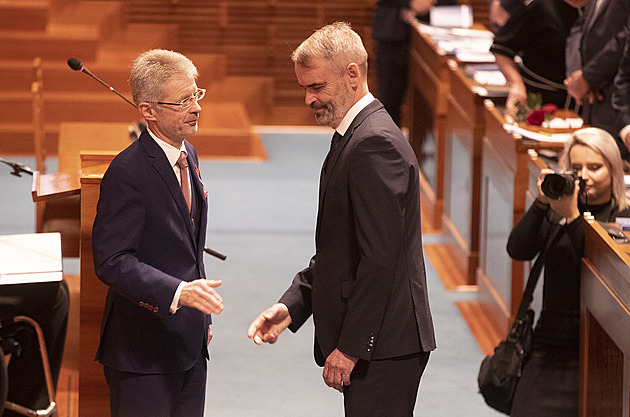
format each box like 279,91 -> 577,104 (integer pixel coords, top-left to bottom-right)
620,125 -> 630,143
170,281 -> 186,314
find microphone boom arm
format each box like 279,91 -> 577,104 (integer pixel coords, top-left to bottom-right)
86,71 -> 137,109
67,57 -> 137,109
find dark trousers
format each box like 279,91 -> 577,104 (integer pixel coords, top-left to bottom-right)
343,351 -> 430,417
104,353 -> 207,417
511,350 -> 578,417
375,39 -> 411,126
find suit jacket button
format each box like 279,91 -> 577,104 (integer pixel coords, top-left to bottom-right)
139,301 -> 145,307
367,347 -> 372,352
153,306 -> 159,313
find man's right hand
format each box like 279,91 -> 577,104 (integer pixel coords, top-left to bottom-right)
247,303 -> 292,345
179,279 -> 224,315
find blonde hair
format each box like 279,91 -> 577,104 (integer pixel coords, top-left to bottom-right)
560,127 -> 630,210
130,49 -> 198,105
291,22 -> 368,77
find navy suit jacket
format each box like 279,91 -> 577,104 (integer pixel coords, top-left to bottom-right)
279,99 -> 436,367
92,130 -> 210,374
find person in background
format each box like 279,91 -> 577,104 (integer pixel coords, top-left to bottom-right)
506,127 -> 630,417
91,49 -> 224,417
564,0 -> 630,160
490,0 -> 585,114
248,22 -> 436,417
489,0 -> 525,28
371,0 -> 437,126
612,16 -> 630,154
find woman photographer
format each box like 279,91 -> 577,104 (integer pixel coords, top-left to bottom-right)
506,127 -> 630,416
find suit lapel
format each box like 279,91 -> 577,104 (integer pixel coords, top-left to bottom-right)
315,99 -> 385,238
139,132 -> 197,247
584,0 -> 606,34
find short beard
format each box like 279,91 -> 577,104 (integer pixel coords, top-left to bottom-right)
313,102 -> 335,127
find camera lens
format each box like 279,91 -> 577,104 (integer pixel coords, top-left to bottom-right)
541,173 -> 576,199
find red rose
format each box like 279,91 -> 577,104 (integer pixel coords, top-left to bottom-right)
540,104 -> 558,115
526,109 -> 546,126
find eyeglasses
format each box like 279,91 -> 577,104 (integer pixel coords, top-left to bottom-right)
156,89 -> 206,109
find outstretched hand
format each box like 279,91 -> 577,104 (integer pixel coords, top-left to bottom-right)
247,303 -> 292,345
179,279 -> 224,315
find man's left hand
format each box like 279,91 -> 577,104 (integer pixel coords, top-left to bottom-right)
323,349 -> 358,393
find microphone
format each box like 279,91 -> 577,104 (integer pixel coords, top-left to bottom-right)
0,157 -> 34,177
67,57 -> 137,109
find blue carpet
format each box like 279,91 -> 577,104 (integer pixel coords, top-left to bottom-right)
0,132 -> 502,416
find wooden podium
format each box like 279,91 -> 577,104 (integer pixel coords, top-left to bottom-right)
32,150 -> 117,416
580,220 -> 630,417
78,153 -> 114,416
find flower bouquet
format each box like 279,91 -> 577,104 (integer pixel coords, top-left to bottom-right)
505,92 -> 582,133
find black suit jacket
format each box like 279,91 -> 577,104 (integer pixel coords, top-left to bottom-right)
372,0 -> 456,42
279,99 -> 436,366
613,16 -> 630,133
571,0 -> 630,135
372,0 -> 413,42
92,130 -> 210,375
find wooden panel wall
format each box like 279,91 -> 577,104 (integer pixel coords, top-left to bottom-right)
127,0 -> 489,107
128,0 -> 376,106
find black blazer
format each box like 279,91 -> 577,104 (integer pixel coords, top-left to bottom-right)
573,0 -> 630,135
613,16 -> 630,132
372,0 -> 413,42
92,130 -> 210,374
372,0 -> 457,42
279,99 -> 436,366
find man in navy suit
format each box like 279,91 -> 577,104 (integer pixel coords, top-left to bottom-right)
248,22 -> 436,416
92,49 -> 224,417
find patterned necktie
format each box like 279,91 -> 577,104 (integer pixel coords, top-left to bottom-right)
177,151 -> 192,212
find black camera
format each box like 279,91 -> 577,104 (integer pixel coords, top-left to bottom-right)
540,170 -> 584,199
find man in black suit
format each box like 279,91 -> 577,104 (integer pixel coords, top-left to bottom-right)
372,0 -> 436,126
613,16 -> 630,152
564,0 -> 630,158
489,0 -> 526,27
248,22 -> 436,417
92,49 -> 224,417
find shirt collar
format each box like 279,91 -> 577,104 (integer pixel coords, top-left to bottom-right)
335,92 -> 375,137
147,128 -> 187,167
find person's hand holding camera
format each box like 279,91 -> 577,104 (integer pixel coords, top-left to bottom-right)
538,169 -> 581,222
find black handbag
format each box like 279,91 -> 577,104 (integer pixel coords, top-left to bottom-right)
478,226 -> 559,414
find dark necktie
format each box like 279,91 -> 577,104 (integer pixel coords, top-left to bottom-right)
177,151 -> 192,212
323,131 -> 342,174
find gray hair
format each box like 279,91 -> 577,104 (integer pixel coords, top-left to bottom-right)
291,22 -> 368,76
560,127 -> 630,210
129,49 -> 198,105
